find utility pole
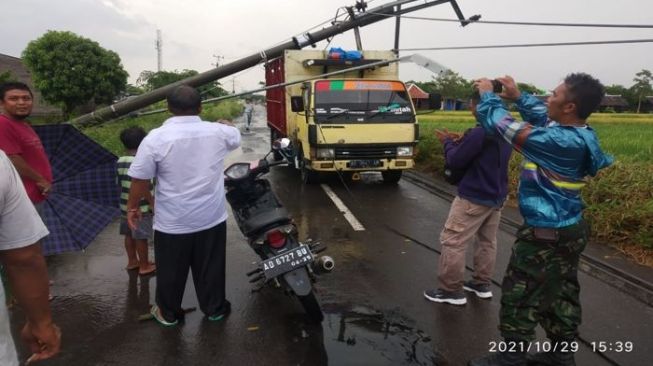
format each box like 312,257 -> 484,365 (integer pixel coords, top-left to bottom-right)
73,0 -> 472,127
156,29 -> 163,72
212,54 -> 225,68
231,78 -> 236,94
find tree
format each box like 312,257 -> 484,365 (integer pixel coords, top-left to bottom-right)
22,31 -> 128,118
0,70 -> 16,84
137,69 -> 228,99
517,82 -> 545,95
431,70 -> 472,104
630,69 -> 652,113
605,84 -> 636,111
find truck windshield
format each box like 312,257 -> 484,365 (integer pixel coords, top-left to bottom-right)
314,80 -> 414,123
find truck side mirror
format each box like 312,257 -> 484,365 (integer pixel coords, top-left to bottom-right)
290,96 -> 305,112
427,93 -> 442,110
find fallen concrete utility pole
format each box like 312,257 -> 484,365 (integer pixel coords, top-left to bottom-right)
72,0 -> 471,127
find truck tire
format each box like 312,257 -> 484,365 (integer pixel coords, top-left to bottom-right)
382,170 -> 402,184
297,291 -> 324,323
270,129 -> 283,161
299,152 -> 320,184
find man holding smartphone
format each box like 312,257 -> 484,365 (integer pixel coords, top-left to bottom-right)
468,74 -> 613,366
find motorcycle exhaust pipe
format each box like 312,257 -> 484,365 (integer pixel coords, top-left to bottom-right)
315,255 -> 335,273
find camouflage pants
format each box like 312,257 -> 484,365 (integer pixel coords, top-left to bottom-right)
499,221 -> 588,341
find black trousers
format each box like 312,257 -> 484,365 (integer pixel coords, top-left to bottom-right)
154,221 -> 228,321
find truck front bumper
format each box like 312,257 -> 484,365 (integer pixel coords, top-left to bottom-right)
308,158 -> 414,172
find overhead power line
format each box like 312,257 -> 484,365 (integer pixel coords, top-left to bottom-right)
370,12 -> 653,28
398,38 -> 653,51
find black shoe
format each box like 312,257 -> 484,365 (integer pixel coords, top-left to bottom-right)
468,351 -> 527,366
463,281 -> 493,299
423,288 -> 466,305
207,300 -> 231,322
526,337 -> 576,366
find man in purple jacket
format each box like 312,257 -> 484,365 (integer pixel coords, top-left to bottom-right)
424,91 -> 512,305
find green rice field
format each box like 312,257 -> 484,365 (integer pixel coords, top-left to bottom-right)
417,112 -> 653,163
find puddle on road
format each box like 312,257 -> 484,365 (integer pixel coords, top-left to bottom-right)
319,305 -> 445,366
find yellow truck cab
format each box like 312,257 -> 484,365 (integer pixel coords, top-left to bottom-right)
266,50 -> 431,184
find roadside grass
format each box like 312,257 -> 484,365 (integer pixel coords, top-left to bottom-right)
82,100 -> 242,155
416,111 -> 653,265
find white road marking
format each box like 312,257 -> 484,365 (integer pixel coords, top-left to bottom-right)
320,184 -> 365,231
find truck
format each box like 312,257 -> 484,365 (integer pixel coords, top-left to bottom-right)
266,49 -> 438,184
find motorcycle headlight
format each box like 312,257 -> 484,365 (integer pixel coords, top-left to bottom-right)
224,163 -> 250,180
397,146 -> 413,157
316,148 -> 335,159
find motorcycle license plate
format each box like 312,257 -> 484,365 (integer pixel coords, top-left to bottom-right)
347,159 -> 382,169
262,245 -> 314,279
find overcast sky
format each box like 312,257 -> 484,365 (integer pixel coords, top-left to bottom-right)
2,0 -> 652,94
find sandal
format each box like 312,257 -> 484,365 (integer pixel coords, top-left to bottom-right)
139,264 -> 156,276
150,305 -> 178,327
126,263 -> 140,271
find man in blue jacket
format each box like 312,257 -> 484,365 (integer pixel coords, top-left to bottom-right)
468,74 -> 613,366
424,91 -> 512,305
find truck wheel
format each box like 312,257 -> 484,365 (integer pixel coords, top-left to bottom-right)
270,129 -> 283,161
297,291 -> 324,323
382,170 -> 402,184
299,153 -> 320,184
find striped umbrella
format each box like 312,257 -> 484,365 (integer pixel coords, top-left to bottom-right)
34,124 -> 119,255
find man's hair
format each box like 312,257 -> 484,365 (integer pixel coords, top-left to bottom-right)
119,126 -> 147,150
167,85 -> 201,115
0,82 -> 33,100
470,89 -> 481,103
564,73 -> 605,119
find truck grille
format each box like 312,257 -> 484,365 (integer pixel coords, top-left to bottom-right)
334,146 -> 397,159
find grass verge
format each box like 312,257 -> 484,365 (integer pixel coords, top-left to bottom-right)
82,100 -> 242,155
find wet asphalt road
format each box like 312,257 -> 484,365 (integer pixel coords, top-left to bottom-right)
10,105 -> 652,365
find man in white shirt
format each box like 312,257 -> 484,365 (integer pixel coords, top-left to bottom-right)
0,150 -> 61,365
127,85 -> 241,326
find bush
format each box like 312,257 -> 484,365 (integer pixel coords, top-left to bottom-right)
82,100 -> 241,156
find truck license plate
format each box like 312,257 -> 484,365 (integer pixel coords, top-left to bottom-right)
262,245 -> 313,279
348,159 -> 382,169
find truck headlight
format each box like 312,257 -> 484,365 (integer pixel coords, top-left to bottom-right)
397,146 -> 413,157
317,148 -> 335,159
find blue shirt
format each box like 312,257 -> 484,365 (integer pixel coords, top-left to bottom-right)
476,92 -> 613,228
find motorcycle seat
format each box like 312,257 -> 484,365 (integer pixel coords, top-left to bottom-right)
242,207 -> 292,236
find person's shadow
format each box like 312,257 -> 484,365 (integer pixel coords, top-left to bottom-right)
125,270 -> 152,319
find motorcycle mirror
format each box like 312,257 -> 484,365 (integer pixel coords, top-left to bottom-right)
272,138 -> 291,150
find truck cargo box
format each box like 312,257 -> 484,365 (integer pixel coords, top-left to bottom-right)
265,50 -> 398,136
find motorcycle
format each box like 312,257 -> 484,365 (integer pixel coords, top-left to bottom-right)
224,138 -> 334,322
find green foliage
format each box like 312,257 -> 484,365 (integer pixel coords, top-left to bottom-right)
415,111 -> 653,251
137,69 -> 229,98
517,82 -> 545,95
125,84 -> 145,96
630,69 -> 652,113
22,31 -> 128,118
431,70 -> 472,101
0,70 -> 16,83
82,100 -> 241,156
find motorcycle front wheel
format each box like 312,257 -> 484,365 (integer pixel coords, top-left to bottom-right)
297,291 -> 324,323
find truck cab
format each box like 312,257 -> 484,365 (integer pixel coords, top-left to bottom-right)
266,50 -> 424,184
